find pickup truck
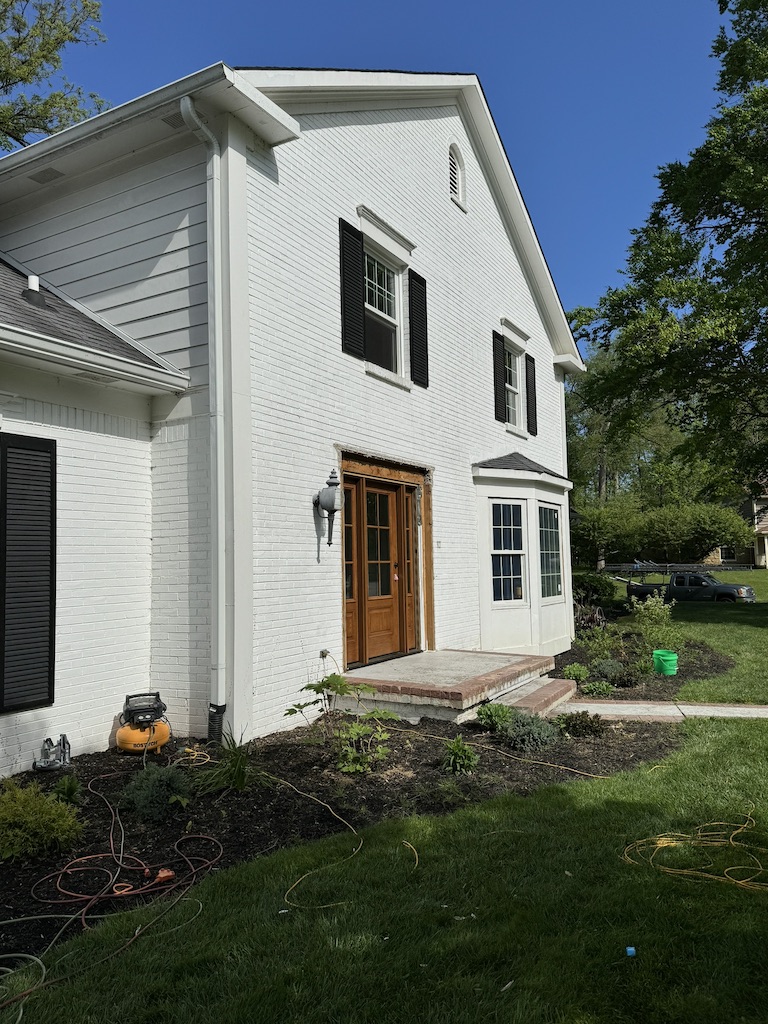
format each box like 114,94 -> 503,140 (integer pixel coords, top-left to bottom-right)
624,572 -> 756,604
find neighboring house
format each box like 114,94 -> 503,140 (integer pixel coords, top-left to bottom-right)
0,65 -> 584,777
703,495 -> 768,568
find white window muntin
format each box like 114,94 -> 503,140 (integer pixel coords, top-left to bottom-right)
539,504 -> 562,599
491,500 -> 526,602
365,252 -> 397,321
363,243 -> 402,375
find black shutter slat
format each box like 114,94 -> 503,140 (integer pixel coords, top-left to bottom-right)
1,434 -> 56,714
525,354 -> 538,436
408,269 -> 429,388
339,219 -> 366,360
493,332 -> 506,422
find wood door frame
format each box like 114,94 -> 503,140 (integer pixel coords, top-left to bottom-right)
341,454 -> 435,666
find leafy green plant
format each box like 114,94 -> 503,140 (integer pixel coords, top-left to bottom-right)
500,711 -> 558,753
335,710 -> 398,773
573,572 -> 616,606
628,594 -> 685,652
121,764 -> 193,823
581,680 -> 615,698
562,663 -> 589,683
442,735 -> 480,775
51,773 -> 84,806
0,779 -> 83,861
476,702 -> 515,732
285,673 -> 375,741
196,731 -> 256,796
575,624 -> 620,660
554,711 -> 607,737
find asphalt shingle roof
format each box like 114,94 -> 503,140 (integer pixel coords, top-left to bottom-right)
472,452 -> 568,480
0,259 -> 163,369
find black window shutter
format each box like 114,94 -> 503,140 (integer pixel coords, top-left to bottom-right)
525,353 -> 538,436
492,332 -> 506,422
408,269 -> 429,388
1,434 -> 56,714
339,219 -> 366,360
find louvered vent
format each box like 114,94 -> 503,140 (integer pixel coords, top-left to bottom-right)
449,151 -> 459,198
162,111 -> 186,130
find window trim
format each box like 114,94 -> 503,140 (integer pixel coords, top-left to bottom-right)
538,503 -> 563,601
490,499 -> 527,604
363,243 -> 403,376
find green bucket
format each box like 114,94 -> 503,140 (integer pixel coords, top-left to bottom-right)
652,650 -> 678,676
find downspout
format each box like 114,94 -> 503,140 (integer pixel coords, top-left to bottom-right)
180,95 -> 227,741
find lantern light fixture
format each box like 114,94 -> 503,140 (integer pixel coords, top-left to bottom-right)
314,468 -> 344,546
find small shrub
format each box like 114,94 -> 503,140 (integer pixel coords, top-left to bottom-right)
122,764 -> 193,823
628,594 -> 685,653
562,663 -> 589,683
442,735 -> 479,775
476,703 -> 515,732
0,779 -> 83,861
590,658 -> 625,684
575,625 -> 620,660
580,680 -> 615,698
573,572 -> 616,606
501,711 -> 558,753
554,711 -> 607,737
285,673 -> 375,742
51,774 -> 84,806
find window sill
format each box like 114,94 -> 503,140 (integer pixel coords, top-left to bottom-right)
365,363 -> 412,391
541,594 -> 565,606
505,422 -> 528,439
451,195 -> 468,213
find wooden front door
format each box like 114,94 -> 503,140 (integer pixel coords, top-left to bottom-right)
343,473 -> 420,666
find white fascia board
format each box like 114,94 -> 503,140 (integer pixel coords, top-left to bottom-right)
457,83 -> 584,370
472,464 -> 573,493
0,323 -> 190,393
554,353 -> 586,375
0,63 -> 299,186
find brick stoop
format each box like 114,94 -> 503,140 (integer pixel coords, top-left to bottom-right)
501,677 -> 577,716
342,653 -> 556,724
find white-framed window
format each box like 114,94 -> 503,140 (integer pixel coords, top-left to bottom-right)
364,248 -> 400,374
539,505 -> 562,598
449,144 -> 466,208
491,501 -> 525,602
504,342 -> 521,428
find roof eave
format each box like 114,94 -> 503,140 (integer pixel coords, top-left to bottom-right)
471,463 -> 573,491
0,324 -> 190,394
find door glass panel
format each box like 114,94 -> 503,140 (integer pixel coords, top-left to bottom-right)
379,529 -> 390,562
367,493 -> 377,525
379,562 -> 391,596
344,487 -> 355,600
378,492 -> 389,526
368,563 -> 379,596
367,527 -> 378,562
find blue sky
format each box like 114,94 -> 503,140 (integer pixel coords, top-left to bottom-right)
62,0 -> 724,313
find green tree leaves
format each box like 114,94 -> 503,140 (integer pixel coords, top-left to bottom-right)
0,0 -> 104,151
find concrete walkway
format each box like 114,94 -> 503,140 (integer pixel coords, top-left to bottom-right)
562,699 -> 768,721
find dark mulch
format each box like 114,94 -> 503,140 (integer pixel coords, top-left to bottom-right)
0,716 -> 681,962
552,638 -> 736,701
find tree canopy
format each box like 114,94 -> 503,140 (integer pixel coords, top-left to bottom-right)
572,0 -> 768,486
0,0 -> 104,152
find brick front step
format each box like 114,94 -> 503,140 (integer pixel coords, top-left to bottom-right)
505,678 -> 576,716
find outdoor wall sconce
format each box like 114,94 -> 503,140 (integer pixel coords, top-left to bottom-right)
314,468 -> 344,546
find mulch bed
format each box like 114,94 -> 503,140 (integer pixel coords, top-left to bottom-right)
552,639 -> 736,701
0,716 -> 681,962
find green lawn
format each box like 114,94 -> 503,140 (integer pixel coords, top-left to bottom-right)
608,569 -> 768,704
4,719 -> 768,1024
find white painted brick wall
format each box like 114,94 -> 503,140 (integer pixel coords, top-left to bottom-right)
0,392 -> 152,778
245,104 -> 570,736
150,414 -> 210,738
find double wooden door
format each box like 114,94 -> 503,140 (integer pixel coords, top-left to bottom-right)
343,475 -> 419,666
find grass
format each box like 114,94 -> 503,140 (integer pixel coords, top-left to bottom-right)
4,719 -> 768,1023
606,569 -> 768,704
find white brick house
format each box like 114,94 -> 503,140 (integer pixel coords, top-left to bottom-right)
0,65 -> 583,777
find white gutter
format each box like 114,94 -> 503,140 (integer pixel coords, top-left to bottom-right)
180,95 -> 228,721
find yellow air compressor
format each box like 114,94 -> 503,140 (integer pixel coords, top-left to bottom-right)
116,693 -> 171,754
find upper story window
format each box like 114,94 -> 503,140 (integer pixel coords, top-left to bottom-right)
449,144 -> 466,208
339,215 -> 429,388
493,322 -> 537,436
364,250 -> 399,373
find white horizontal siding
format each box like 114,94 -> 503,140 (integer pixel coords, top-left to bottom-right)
0,143 -> 209,387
